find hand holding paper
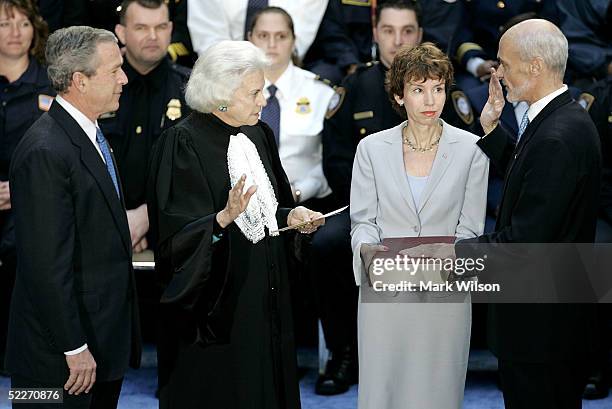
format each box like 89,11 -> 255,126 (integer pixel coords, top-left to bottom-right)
275,205 -> 348,234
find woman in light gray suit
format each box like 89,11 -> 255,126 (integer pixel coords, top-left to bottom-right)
351,43 -> 488,409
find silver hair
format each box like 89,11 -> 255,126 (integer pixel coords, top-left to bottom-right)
46,26 -> 118,93
512,22 -> 568,80
185,41 -> 269,113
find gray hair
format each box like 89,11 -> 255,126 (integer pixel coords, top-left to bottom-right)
185,41 -> 269,113
511,20 -> 568,80
46,26 -> 118,93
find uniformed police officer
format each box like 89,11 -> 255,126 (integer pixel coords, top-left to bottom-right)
99,0 -> 190,254
577,79 -> 612,400
451,0 -> 559,91
0,0 -> 54,375
558,0 -> 612,86
316,0 -> 476,395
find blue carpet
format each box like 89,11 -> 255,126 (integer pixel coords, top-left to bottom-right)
1,347 -> 611,408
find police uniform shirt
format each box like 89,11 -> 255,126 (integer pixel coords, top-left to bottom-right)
264,62 -> 335,201
99,58 -> 190,211
579,79 -> 612,223
0,58 -> 54,180
453,0 -> 559,75
187,0 -> 327,59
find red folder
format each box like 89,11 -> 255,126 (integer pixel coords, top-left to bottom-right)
376,236 -> 456,258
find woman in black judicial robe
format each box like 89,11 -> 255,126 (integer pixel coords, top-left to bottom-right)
147,41 -> 324,409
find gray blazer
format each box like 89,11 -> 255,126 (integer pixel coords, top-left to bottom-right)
350,120 -> 489,285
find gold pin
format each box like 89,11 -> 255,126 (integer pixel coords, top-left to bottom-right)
136,126 -> 142,134
359,128 -> 366,135
497,1 -> 505,8
295,97 -> 311,114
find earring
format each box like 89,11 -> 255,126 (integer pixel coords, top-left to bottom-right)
398,101 -> 404,106
218,105 -> 228,112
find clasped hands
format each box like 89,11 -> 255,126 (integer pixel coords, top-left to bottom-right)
216,174 -> 324,234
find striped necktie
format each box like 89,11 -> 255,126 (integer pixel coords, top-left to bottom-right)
517,110 -> 530,143
261,84 -> 281,147
96,127 -> 120,198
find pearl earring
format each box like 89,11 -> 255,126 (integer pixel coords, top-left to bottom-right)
218,105 -> 228,112
398,101 -> 404,106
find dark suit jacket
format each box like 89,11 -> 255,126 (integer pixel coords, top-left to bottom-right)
6,101 -> 141,384
457,91 -> 601,363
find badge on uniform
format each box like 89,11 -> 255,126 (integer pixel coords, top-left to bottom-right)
38,94 -> 54,112
295,97 -> 312,115
326,87 -> 346,120
166,99 -> 182,121
577,93 -> 595,112
451,90 -> 474,125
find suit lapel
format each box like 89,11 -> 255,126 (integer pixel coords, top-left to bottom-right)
384,124 -> 419,218
496,91 -> 573,227
49,102 -> 132,255
417,122 -> 456,213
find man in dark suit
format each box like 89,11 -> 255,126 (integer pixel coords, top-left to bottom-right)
460,19 -> 601,408
409,18 -> 601,409
6,26 -> 141,408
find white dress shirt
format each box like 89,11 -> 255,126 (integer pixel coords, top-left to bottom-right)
55,95 -> 105,162
526,85 -> 568,122
263,62 -> 335,201
187,0 -> 328,59
54,95 -> 101,356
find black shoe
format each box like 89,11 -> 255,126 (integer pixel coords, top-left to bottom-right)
583,373 -> 610,400
315,345 -> 358,396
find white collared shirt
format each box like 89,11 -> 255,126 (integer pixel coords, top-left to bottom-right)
55,95 -> 105,162
263,62 -> 335,201
187,0 -> 327,59
526,85 -> 569,122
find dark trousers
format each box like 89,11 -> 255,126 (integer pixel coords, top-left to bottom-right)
498,359 -> 588,409
0,251 -> 15,370
11,374 -> 123,409
307,210 -> 358,351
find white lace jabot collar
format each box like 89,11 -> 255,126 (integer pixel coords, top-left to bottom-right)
227,132 -> 279,243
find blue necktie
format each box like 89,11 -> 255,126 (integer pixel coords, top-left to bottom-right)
517,110 -> 530,143
261,84 -> 281,147
96,127 -> 120,198
244,0 -> 268,38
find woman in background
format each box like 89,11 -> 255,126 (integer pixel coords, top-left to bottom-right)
248,6 -> 335,210
0,0 -> 52,375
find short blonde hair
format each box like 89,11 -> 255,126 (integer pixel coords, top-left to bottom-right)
185,41 -> 269,113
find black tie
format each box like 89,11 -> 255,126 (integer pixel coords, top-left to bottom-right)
244,0 -> 268,38
261,84 -> 280,147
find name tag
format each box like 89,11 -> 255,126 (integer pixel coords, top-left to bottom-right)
353,111 -> 374,120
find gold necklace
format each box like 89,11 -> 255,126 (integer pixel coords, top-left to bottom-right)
402,124 -> 442,152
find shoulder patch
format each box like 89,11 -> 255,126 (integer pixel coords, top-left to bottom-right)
38,94 -> 54,112
451,90 -> 474,125
577,93 -> 595,112
326,87 -> 346,119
